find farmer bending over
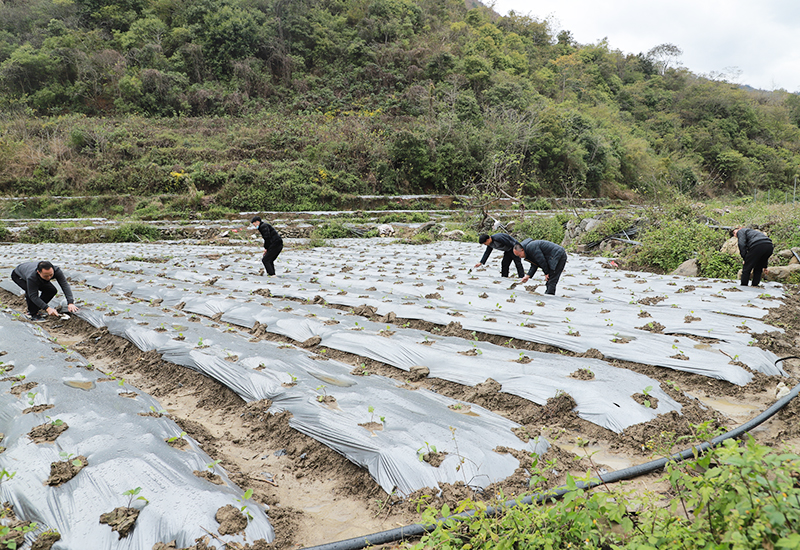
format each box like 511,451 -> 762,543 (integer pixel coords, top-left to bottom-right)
251,216 -> 284,276
734,227 -> 773,287
513,239 -> 568,295
475,233 -> 524,277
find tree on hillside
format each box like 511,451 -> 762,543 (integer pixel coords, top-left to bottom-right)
647,43 -> 682,76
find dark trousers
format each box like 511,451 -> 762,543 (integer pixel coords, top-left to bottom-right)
500,250 -> 525,278
545,254 -> 568,295
261,241 -> 284,276
12,271 -> 56,315
741,241 -> 773,286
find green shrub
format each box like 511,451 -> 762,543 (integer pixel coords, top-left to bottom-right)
110,223 -> 161,242
577,213 -> 637,246
513,215 -> 566,244
414,435 -> 800,550
307,235 -> 329,247
634,220 -> 726,273
18,222 -> 60,243
699,250 -> 741,279
311,221 -> 352,239
203,205 -> 235,220
525,197 -> 551,210
0,222 -> 10,242
379,212 -> 431,224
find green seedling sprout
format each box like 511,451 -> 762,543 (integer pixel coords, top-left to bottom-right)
236,488 -> 254,521
149,405 -> 167,415
416,442 -> 438,461
123,487 -> 149,508
316,385 -> 327,402
0,468 -> 17,483
27,392 -> 36,406
642,385 -> 653,408
46,416 -> 64,426
59,451 -> 83,468
206,459 -> 222,471
167,431 -> 187,443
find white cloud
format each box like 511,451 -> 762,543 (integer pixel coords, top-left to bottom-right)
491,0 -> 800,91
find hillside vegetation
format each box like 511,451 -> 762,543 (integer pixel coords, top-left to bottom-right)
0,0 -> 799,211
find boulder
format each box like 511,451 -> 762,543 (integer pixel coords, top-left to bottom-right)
776,248 -> 800,263
377,224 -> 395,237
762,264 -> 800,282
415,221 -> 437,234
439,229 -> 465,240
671,258 -> 699,277
720,237 -> 740,256
580,218 -> 603,232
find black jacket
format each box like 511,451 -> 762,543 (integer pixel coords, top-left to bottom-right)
257,221 -> 283,249
479,233 -> 519,264
12,262 -> 75,310
737,228 -> 771,258
517,238 -> 567,277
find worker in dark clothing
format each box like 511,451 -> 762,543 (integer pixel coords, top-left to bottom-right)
475,233 -> 524,277
734,227 -> 773,287
251,216 -> 284,276
11,261 -> 79,321
513,238 -> 568,295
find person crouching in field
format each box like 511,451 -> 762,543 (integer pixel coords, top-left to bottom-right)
734,227 -> 773,287
513,239 -> 567,295
11,260 -> 80,321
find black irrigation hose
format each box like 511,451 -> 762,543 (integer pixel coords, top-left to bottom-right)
304,358 -> 800,550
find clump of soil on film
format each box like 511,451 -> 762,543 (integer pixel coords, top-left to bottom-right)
47,456 -> 88,486
99,507 -> 139,539
631,393 -> 659,409
28,422 -> 68,444
215,504 -> 247,536
193,470 -> 225,485
636,321 -> 665,333
570,368 -> 595,380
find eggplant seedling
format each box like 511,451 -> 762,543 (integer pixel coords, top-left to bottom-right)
59,451 -> 84,468
236,488 -> 254,521
123,487 -> 149,508
167,431 -> 187,443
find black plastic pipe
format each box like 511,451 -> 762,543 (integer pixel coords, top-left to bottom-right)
303,370 -> 800,550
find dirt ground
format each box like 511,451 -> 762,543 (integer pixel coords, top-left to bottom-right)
4,253 -> 800,550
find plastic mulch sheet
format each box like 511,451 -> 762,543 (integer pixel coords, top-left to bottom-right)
0,311 -> 274,549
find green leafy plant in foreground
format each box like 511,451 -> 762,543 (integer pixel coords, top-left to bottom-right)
413,434 -> 800,550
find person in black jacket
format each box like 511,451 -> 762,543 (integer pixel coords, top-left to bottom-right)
11,260 -> 80,321
251,216 -> 284,276
475,233 -> 524,277
734,227 -> 773,287
513,238 -> 568,295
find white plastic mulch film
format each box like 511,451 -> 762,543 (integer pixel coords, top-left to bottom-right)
0,239 -> 786,519
0,310 -> 274,549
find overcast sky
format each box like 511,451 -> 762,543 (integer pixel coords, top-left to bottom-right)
490,0 -> 800,92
